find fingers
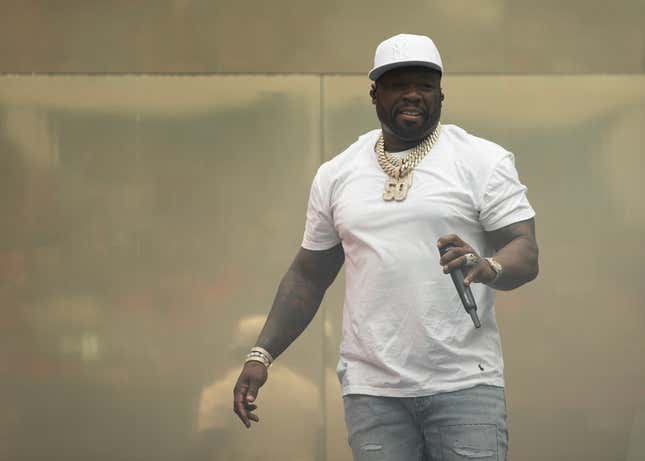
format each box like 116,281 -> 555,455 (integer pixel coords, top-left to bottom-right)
437,234 -> 491,286
463,263 -> 485,286
243,402 -> 259,423
233,363 -> 268,429
239,400 -> 259,423
233,383 -> 261,429
233,394 -> 260,428
438,246 -> 462,266
442,253 -> 472,274
443,254 -> 487,286
466,261 -> 497,286
233,384 -> 251,428
246,382 -> 260,404
438,235 -> 474,268
436,234 -> 465,252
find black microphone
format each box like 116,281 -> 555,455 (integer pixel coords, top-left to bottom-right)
439,244 -> 481,328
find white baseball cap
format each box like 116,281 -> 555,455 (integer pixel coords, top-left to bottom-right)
369,34 -> 443,81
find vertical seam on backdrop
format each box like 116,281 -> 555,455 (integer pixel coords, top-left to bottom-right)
319,74 -> 327,461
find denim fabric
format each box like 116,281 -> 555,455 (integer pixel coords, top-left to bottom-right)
343,385 -> 508,461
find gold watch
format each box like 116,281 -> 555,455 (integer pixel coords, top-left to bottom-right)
484,257 -> 503,284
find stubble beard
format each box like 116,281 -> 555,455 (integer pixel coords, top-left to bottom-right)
378,102 -> 442,148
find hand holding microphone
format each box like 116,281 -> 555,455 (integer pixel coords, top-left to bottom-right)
437,235 -> 498,329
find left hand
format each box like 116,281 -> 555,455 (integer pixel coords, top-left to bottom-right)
437,234 -> 496,286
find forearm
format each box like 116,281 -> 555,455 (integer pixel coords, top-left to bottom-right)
254,268 -> 327,360
234,246 -> 342,428
489,234 -> 539,290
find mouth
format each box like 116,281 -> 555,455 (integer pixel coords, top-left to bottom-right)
397,108 -> 425,122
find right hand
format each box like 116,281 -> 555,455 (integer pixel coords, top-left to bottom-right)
233,361 -> 268,428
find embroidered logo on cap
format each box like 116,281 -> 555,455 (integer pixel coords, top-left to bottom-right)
392,41 -> 410,59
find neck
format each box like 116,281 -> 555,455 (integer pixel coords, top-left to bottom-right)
382,136 -> 419,152
381,122 -> 439,152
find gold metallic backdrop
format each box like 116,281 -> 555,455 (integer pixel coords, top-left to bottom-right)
0,0 -> 643,74
0,76 -> 326,461
1,73 -> 644,461
0,1 -> 644,460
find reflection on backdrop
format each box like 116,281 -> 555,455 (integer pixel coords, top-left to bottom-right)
0,76 -> 325,461
0,74 -> 643,461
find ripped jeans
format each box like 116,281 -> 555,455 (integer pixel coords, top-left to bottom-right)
343,385 -> 508,461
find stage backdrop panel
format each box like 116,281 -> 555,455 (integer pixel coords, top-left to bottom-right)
0,75 -> 327,461
0,0 -> 643,74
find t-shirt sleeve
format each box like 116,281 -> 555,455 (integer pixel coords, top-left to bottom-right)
301,167 -> 341,250
479,153 -> 535,231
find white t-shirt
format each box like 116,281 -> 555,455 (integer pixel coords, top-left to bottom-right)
302,124 -> 535,397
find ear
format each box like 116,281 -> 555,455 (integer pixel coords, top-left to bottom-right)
441,92 -> 445,101
370,84 -> 377,104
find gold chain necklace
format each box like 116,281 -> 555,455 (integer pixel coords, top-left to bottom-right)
375,123 -> 442,201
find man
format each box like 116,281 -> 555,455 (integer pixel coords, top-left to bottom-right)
233,33 -> 538,461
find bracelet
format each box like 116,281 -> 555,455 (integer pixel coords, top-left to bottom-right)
245,354 -> 271,368
244,346 -> 274,369
484,257 -> 503,284
250,346 -> 274,363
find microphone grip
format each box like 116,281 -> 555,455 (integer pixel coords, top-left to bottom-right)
440,245 -> 481,329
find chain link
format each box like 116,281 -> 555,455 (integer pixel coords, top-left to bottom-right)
375,123 -> 442,179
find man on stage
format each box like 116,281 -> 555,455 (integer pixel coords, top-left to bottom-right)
233,33 -> 539,461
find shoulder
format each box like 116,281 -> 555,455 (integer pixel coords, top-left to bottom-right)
439,124 -> 513,168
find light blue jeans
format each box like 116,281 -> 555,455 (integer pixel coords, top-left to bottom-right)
343,385 -> 508,461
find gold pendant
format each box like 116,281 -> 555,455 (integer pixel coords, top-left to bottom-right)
383,172 -> 413,201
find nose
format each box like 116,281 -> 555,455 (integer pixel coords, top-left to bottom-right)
401,84 -> 422,101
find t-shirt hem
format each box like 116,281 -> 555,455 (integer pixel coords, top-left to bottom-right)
301,239 -> 341,251
482,210 -> 536,232
341,378 -> 505,398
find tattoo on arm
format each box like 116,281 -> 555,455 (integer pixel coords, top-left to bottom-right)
255,244 -> 344,360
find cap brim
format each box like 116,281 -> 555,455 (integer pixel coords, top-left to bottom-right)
368,61 -> 443,81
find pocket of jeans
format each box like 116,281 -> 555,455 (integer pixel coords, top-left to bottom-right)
439,424 -> 498,460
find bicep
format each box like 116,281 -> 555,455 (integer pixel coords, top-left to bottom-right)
485,218 -> 537,252
291,244 -> 345,290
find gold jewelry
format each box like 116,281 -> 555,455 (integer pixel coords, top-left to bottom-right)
375,123 -> 442,201
484,257 -> 503,284
463,253 -> 479,268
